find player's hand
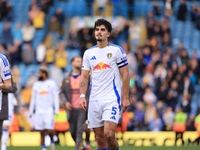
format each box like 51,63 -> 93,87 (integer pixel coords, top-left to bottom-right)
29,114 -> 32,118
121,97 -> 130,112
79,97 -> 87,111
65,102 -> 72,111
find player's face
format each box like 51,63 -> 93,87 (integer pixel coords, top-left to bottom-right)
73,57 -> 82,70
37,70 -> 44,81
94,25 -> 110,42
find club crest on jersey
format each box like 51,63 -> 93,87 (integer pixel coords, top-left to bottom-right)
107,53 -> 112,59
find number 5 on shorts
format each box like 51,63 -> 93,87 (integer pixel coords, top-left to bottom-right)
111,107 -> 117,115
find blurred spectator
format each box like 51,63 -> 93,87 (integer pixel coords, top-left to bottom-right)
67,28 -> 80,49
191,4 -> 197,22
22,21 -> 35,43
26,72 -> 37,88
145,105 -> 157,129
154,63 -> 167,81
189,58 -> 200,78
55,42 -> 68,72
13,23 -> 22,44
142,63 -> 155,86
95,0 -> 108,15
196,7 -> 200,30
0,0 -> 7,20
143,86 -> 157,105
79,28 -> 95,57
182,76 -> 194,100
156,79 -> 169,101
127,94 -> 137,112
45,46 -> 55,64
122,42 -> 138,74
156,101 -> 164,118
149,112 -> 163,132
21,43 -> 35,65
36,42 -> 46,63
177,0 -> 187,21
2,21 -> 13,46
191,50 -> 198,60
165,0 -> 174,16
47,16 -> 63,37
188,69 -> 197,86
29,0 -> 40,10
127,101 -> 145,131
55,7 -> 65,24
143,47 -> 151,65
21,85 -> 32,105
129,21 -> 141,52
12,65 -> 22,92
180,95 -> 191,115
5,1 -> 12,21
180,49 -> 189,65
41,0 -> 49,14
29,5 -> 45,29
174,43 -> 184,58
0,44 -> 9,59
7,41 -> 22,66
173,107 -> 187,146
50,63 -> 63,86
153,0 -> 161,17
166,80 -> 179,108
163,106 -> 174,131
147,18 -> 155,39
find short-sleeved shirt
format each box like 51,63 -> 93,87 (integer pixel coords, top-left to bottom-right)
31,79 -> 59,114
82,43 -> 128,102
0,54 -> 11,110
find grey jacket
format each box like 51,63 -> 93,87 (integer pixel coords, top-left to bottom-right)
0,71 -> 17,120
59,71 -> 90,122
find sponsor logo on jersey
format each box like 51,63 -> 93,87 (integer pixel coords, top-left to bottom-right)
93,62 -> 111,71
107,53 -> 112,59
39,91 -> 49,95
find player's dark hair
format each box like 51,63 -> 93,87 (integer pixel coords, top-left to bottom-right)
70,56 -> 82,64
94,19 -> 112,33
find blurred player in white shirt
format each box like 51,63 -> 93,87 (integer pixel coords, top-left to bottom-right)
29,66 -> 59,150
0,54 -> 12,149
80,19 -> 130,150
1,70 -> 23,150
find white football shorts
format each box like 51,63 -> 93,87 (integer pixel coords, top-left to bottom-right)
3,114 -> 13,126
87,99 -> 121,129
35,113 -> 54,130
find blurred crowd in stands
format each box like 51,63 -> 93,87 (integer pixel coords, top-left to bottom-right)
0,0 -> 200,134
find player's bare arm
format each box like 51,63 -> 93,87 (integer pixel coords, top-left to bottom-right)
79,69 -> 89,111
119,65 -> 130,112
0,79 -> 12,91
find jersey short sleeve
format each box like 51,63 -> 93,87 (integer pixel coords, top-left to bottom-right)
82,51 -> 90,71
116,47 -> 128,69
0,55 -> 11,81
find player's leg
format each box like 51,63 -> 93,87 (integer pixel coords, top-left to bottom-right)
1,120 -> 10,150
39,130 -> 46,150
69,110 -> 77,142
47,129 -> 55,150
44,113 -> 55,150
35,114 -> 46,150
87,100 -> 106,149
104,121 -> 118,150
93,127 -> 107,149
75,109 -> 86,150
84,124 -> 91,150
1,125 -> 9,150
102,100 -> 120,150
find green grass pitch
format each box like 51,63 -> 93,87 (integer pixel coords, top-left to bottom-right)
6,146 -> 200,150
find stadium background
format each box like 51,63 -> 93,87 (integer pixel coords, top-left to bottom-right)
0,0 -> 200,149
